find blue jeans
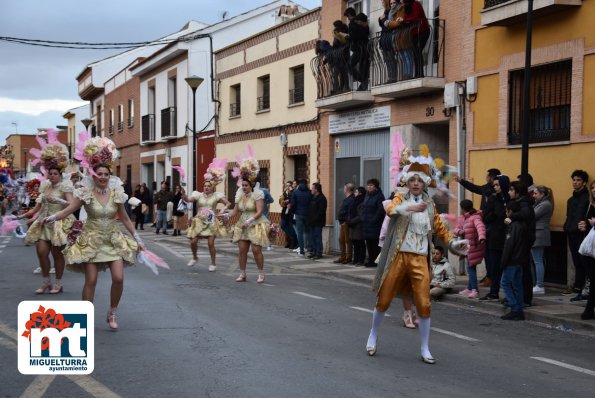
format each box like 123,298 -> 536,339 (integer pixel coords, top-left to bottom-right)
157,210 -> 168,232
310,225 -> 323,256
295,215 -> 310,254
466,258 -> 478,290
531,247 -> 545,288
501,265 -> 524,313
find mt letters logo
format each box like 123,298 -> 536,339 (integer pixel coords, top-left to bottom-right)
18,301 -> 94,375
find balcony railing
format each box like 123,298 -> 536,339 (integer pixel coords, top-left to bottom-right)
230,103 -> 241,117
91,126 -> 97,137
141,114 -> 155,142
289,88 -> 304,104
161,107 -> 176,138
108,125 -> 114,135
311,43 -> 360,99
369,18 -> 444,88
127,116 -> 134,128
257,96 -> 270,111
117,121 -> 124,132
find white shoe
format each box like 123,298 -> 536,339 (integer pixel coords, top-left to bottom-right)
49,267 -> 56,274
187,259 -> 197,267
33,267 -> 41,274
533,286 -> 545,295
292,248 -> 300,253
208,265 -> 216,272
266,245 -> 272,251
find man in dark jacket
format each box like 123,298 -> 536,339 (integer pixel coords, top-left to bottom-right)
563,169 -> 590,296
344,7 -> 370,90
308,183 -> 327,259
361,178 -> 386,267
453,168 -> 500,213
505,180 -> 535,306
335,183 -> 355,264
291,179 -> 313,256
500,200 -> 529,321
154,182 -> 174,235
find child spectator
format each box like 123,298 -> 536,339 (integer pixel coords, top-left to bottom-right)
430,246 -> 455,300
455,199 -> 486,298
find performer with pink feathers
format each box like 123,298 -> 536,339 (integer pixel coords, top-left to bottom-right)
13,129 -> 74,294
221,145 -> 270,283
182,159 -> 231,271
43,132 -> 152,330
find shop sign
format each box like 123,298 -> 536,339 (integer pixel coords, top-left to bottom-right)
328,106 -> 390,135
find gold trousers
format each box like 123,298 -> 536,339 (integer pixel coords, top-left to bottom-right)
375,252 -> 431,317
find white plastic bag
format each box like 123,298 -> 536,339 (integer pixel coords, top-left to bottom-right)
578,228 -> 595,258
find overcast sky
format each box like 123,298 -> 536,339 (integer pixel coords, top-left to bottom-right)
0,0 -> 320,144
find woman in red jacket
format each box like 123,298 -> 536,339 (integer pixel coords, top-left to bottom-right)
455,199 -> 486,298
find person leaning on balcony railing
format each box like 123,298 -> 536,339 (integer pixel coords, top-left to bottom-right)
331,20 -> 351,93
399,0 -> 430,78
379,0 -> 406,82
344,7 -> 370,91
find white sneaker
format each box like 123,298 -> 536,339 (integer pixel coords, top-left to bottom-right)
187,259 -> 197,267
49,267 -> 56,274
533,286 -> 545,295
292,248 -> 300,253
33,267 -> 41,274
266,245 -> 272,251
208,265 -> 216,272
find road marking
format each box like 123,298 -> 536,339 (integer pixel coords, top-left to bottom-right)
68,375 -> 123,398
19,375 -> 56,398
292,291 -> 326,300
431,327 -> 480,342
349,307 -> 392,317
531,356 -> 595,377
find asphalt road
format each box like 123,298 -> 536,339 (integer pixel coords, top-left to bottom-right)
0,233 -> 594,398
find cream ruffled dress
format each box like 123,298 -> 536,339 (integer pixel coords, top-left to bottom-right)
231,188 -> 270,247
186,191 -> 228,239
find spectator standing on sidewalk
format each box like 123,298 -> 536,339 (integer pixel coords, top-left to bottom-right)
307,183 -> 327,259
580,180 -> 595,320
335,183 -> 355,264
455,199 -> 486,299
500,200 -> 529,321
505,180 -> 536,306
256,178 -> 274,251
563,170 -> 590,297
348,186 -> 366,265
291,179 -> 312,256
361,178 -> 385,267
172,185 -> 185,236
531,185 -> 553,295
279,181 -> 297,250
154,182 -> 174,235
430,246 -> 455,300
479,174 -> 510,301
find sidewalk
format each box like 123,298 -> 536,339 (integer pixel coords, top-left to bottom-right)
148,231 -> 595,335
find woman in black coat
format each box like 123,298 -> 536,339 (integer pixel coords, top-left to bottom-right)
348,187 -> 366,265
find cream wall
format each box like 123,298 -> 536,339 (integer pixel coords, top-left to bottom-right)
219,52 -> 317,134
217,130 -> 318,213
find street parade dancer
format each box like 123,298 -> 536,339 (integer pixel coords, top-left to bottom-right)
222,145 -> 270,283
184,158 -> 231,271
366,143 -> 468,364
44,133 -> 145,330
15,131 -> 74,294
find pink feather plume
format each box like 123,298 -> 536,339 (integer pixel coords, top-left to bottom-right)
0,216 -> 20,236
390,132 -> 405,183
172,166 -> 186,180
137,249 -> 170,275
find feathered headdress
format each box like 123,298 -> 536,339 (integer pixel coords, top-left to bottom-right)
231,145 -> 259,186
73,131 -> 119,176
398,144 -> 446,189
204,158 -> 227,185
29,129 -> 69,174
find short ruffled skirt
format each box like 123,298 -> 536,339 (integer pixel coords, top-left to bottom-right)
232,222 -> 270,247
64,228 -> 137,273
25,215 -> 75,246
187,217 -> 227,239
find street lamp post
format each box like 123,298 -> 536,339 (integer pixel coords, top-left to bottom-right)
184,76 -> 204,194
520,0 -> 534,180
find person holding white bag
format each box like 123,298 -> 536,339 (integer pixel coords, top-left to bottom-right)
579,180 -> 595,320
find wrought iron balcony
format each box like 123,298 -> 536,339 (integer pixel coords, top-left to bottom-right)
141,114 -> 155,143
311,42 -> 374,110
289,88 -> 304,105
117,121 -> 124,132
481,0 -> 582,26
230,103 -> 241,117
108,125 -> 114,135
257,96 -> 270,112
369,18 -> 445,98
161,107 -> 177,138
127,116 -> 134,128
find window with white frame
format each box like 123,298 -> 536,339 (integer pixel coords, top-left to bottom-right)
230,84 -> 241,117
257,75 -> 270,112
109,109 -> 114,134
289,65 -> 304,105
128,98 -> 134,128
118,104 -> 124,131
